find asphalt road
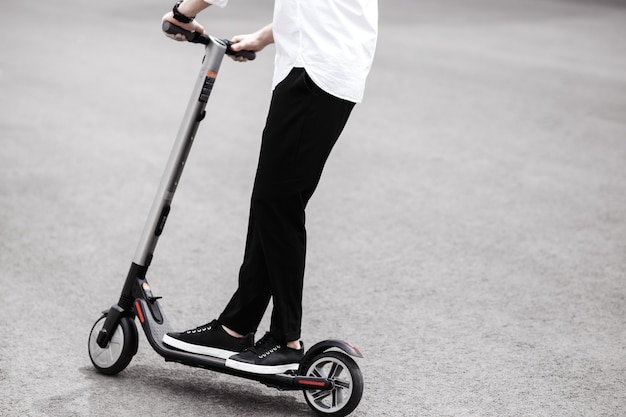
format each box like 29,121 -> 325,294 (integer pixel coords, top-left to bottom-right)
1,0 -> 625,416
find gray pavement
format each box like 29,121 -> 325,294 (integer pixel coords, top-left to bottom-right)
1,0 -> 626,416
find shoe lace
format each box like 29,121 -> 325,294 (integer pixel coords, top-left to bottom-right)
249,333 -> 281,357
185,321 -> 215,334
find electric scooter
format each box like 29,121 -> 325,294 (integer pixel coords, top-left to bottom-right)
87,22 -> 364,417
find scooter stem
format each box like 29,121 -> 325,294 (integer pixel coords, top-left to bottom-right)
133,37 -> 227,267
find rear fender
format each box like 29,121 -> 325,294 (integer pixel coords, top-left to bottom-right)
299,339 -> 363,374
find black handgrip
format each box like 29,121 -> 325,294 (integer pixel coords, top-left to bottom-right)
223,40 -> 256,61
162,21 -> 209,43
162,21 -> 256,61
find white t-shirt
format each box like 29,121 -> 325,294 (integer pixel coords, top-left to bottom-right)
205,0 -> 378,103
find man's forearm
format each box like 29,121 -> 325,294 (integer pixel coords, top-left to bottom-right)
256,23 -> 275,47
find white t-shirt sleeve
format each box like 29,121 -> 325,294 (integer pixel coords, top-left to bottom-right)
203,0 -> 228,8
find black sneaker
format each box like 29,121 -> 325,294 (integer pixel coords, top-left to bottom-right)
162,319 -> 253,359
225,332 -> 304,374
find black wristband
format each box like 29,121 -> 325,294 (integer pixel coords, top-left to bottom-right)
172,1 -> 195,24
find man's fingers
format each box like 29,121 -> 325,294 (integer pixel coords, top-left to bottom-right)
228,54 -> 248,63
165,33 -> 187,42
229,40 -> 244,51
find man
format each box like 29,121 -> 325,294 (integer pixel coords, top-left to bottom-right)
161,0 -> 378,375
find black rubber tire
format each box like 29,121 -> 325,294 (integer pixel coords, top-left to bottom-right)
88,315 -> 138,375
302,351 -> 364,417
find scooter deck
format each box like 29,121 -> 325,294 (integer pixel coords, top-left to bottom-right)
133,298 -> 333,391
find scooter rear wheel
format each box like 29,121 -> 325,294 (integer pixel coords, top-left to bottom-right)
88,315 -> 138,375
302,351 -> 364,417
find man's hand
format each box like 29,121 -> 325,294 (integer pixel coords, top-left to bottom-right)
162,12 -> 206,42
161,0 -> 211,41
228,23 -> 274,62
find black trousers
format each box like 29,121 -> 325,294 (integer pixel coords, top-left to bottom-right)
218,68 -> 355,343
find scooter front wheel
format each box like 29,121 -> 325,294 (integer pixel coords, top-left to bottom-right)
88,315 -> 138,375
302,351 -> 364,417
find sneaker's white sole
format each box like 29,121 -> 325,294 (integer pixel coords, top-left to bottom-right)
162,334 -> 238,359
224,358 -> 299,375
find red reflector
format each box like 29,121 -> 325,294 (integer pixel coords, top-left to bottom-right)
345,340 -> 362,356
134,300 -> 145,323
298,379 -> 327,387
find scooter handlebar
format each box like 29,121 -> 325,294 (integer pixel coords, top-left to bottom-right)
162,21 -> 256,61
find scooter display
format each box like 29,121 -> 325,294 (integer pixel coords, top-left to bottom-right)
87,22 -> 364,417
